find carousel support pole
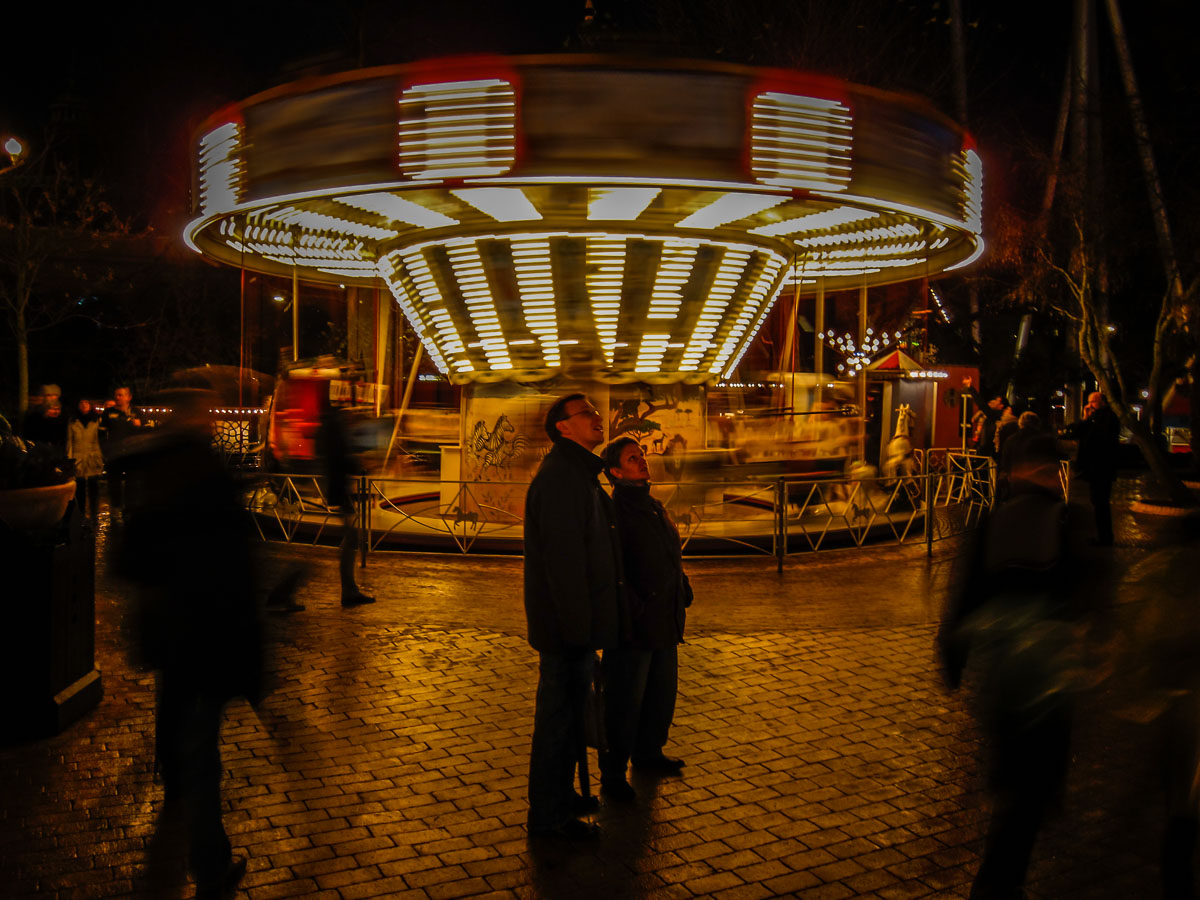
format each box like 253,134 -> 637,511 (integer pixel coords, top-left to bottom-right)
858,282 -> 868,459
291,264 -> 299,362
776,477 -> 786,573
814,277 -> 825,406
924,446 -> 935,557
382,343 -> 424,472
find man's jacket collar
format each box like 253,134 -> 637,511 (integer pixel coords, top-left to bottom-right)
551,437 -> 605,477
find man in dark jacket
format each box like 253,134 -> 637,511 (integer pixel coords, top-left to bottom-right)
524,393 -> 623,840
99,386 -> 144,512
1075,391 -> 1121,545
599,437 -> 692,801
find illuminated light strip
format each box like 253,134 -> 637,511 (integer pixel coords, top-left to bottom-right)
961,148 -> 983,234
674,193 -> 787,230
944,238 -> 985,272
268,207 -> 397,241
694,249 -> 752,373
452,187 -> 541,222
376,230 -> 790,380
198,122 -> 243,215
723,275 -> 789,380
713,255 -> 784,376
446,243 -> 512,370
468,175 -> 791,194
791,222 -> 920,248
335,193 -> 458,229
379,253 -> 453,375
399,79 -> 515,181
750,205 -> 875,237
587,236 -> 627,364
751,92 -> 853,192
810,191 -> 970,233
511,237 -> 560,367
587,187 -> 661,221
646,241 -> 697,322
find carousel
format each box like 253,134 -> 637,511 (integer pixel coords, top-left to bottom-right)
185,54 -> 985,552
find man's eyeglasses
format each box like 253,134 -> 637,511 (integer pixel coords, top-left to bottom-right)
558,406 -> 602,422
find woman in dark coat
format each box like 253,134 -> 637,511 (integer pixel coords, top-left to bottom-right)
598,436 -> 693,800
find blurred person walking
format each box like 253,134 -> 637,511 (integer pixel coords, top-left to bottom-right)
939,435 -> 1096,899
598,437 -> 691,802
99,386 -> 143,513
317,402 -> 374,607
114,390 -> 263,899
524,393 -> 624,840
22,383 -> 67,447
67,398 -> 103,517
1075,391 -> 1121,546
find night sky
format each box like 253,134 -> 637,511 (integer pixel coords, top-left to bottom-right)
4,0 -> 1195,402
13,1 -> 1174,232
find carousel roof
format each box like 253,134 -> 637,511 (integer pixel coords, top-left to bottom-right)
185,55 -> 982,384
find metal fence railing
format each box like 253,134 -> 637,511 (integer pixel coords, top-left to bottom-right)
243,449 -> 998,566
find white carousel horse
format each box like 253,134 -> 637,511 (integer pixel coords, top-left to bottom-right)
883,404 -> 922,505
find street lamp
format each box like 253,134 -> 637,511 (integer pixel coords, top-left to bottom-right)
2,135 -> 26,174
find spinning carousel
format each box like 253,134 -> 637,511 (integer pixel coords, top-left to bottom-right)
185,54 -> 984,549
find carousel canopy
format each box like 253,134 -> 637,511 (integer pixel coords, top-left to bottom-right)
185,55 -> 983,384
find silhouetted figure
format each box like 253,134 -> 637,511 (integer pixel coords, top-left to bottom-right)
1075,391 -> 1120,545
599,437 -> 691,802
115,390 -> 262,899
99,386 -> 143,513
67,398 -> 103,517
998,412 -> 1058,502
524,393 -> 623,840
315,404 -> 374,606
939,443 -> 1089,899
23,383 -> 67,447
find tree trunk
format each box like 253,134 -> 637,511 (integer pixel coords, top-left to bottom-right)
1078,317 -> 1195,506
16,306 -> 29,432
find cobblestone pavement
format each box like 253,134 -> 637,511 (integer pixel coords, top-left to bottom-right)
2,475 -> 1198,899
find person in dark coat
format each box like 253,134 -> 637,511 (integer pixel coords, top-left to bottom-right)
598,436 -> 692,801
939,440 -> 1094,899
316,404 -> 374,606
524,393 -> 624,840
115,389 -> 263,899
1075,391 -> 1121,545
99,386 -> 144,513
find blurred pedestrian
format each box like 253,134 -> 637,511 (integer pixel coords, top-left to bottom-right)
23,383 -> 67,447
598,437 -> 691,802
67,398 -> 103,517
939,442 -> 1092,899
316,402 -> 374,607
994,405 -> 1019,458
524,393 -> 624,840
1075,391 -> 1121,546
114,389 -> 263,899
99,386 -> 143,513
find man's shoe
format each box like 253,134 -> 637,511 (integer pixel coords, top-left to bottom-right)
600,779 -> 637,802
571,792 -> 600,815
631,754 -> 685,774
341,591 -> 375,607
529,818 -> 601,840
195,856 -> 247,900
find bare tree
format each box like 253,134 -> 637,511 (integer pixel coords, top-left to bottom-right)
0,145 -> 128,423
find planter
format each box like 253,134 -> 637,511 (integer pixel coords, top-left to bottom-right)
0,481 -> 76,531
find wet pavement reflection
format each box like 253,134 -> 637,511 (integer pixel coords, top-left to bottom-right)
0,472 -> 1196,898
